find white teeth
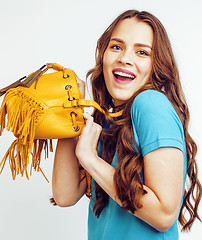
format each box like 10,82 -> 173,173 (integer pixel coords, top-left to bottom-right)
114,71 -> 135,79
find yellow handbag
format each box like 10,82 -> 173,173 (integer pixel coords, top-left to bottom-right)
0,63 -> 122,197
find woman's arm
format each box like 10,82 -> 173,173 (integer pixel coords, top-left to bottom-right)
52,138 -> 87,207
52,71 -> 87,207
76,113 -> 184,232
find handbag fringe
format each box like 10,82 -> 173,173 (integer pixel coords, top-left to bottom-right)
0,88 -> 52,181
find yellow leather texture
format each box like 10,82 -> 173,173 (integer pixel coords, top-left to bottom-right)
22,69 -> 84,139
0,63 -> 123,186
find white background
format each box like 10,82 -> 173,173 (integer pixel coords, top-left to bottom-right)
0,0 -> 201,239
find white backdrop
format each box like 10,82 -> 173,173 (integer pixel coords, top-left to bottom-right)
0,0 -> 201,239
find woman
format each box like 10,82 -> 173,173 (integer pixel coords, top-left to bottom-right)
52,10 -> 202,239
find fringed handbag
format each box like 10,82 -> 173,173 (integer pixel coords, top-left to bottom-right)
0,63 -> 122,198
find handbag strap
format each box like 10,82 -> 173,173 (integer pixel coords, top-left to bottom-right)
63,99 -> 123,117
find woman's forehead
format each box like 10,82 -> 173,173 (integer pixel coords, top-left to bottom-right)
111,18 -> 153,47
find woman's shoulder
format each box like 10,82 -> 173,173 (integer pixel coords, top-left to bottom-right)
131,90 -> 172,114
133,89 -> 170,106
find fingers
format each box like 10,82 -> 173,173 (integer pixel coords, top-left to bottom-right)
82,112 -> 102,143
75,113 -> 102,163
83,113 -> 102,132
83,112 -> 94,128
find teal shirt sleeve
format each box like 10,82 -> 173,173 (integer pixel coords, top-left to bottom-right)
88,90 -> 187,240
131,90 -> 184,157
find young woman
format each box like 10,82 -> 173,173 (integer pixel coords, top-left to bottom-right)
51,10 -> 202,239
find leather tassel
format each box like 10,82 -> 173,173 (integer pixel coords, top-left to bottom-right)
0,65 -> 47,97
21,65 -> 47,88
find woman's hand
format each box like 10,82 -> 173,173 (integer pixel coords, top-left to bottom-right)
64,68 -> 85,98
75,112 -> 102,169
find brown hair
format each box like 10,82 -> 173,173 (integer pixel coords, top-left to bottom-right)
87,10 -> 202,231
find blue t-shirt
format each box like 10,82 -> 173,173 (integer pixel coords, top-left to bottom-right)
88,90 -> 187,240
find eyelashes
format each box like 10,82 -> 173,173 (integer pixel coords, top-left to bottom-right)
137,50 -> 149,56
110,45 -> 122,50
109,44 -> 150,57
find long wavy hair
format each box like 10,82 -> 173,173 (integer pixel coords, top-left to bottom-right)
87,10 -> 202,231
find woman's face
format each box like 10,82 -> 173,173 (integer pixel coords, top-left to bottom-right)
103,18 -> 153,106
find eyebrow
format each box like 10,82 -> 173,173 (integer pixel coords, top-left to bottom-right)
110,37 -> 152,49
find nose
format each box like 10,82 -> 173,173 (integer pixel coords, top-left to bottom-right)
118,50 -> 134,65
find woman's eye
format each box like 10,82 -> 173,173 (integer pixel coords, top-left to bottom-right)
137,50 -> 148,56
111,45 -> 122,50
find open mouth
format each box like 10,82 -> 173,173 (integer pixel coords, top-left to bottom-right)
113,69 -> 136,84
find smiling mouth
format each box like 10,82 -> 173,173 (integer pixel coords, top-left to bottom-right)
113,70 -> 136,84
